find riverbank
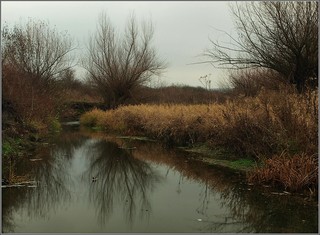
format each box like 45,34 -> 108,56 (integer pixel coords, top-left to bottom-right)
2,121 -> 60,184
2,100 -> 62,184
80,90 -> 318,194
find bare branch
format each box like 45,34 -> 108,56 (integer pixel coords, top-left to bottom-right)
83,12 -> 166,108
203,2 -> 318,92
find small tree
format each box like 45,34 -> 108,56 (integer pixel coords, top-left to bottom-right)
83,12 -> 166,108
204,2 -> 318,93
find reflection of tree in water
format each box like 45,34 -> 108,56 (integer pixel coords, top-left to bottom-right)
132,141 -> 318,233
83,140 -> 163,226
191,177 -> 318,233
21,149 -> 73,219
2,187 -> 31,232
186,171 -> 318,234
2,133 -> 89,228
52,131 -> 89,159
2,131 -> 317,233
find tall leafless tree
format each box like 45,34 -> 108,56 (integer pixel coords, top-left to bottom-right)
83,12 -> 166,108
204,2 -> 318,93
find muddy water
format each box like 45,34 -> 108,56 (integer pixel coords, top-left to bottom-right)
2,125 -> 318,233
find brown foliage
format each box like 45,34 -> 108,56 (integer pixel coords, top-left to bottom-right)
247,152 -> 318,191
2,65 -> 62,124
2,19 -> 74,127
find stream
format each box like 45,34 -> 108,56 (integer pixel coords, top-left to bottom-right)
2,123 -> 318,233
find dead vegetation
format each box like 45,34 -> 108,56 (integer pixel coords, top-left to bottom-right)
80,77 -> 318,192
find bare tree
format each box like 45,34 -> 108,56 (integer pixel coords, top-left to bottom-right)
204,2 -> 318,93
2,19 -> 75,85
2,19 -> 75,121
83,12 -> 166,108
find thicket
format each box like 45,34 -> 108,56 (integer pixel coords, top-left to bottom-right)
2,19 -> 75,131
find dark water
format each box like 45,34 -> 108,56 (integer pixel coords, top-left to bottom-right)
2,125 -> 318,233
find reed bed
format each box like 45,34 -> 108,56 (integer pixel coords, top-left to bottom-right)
80,90 -> 318,191
81,90 -> 317,157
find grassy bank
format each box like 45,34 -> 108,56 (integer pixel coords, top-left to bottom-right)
80,89 -> 318,193
2,100 -> 62,184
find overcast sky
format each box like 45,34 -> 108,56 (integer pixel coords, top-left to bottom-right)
1,1 -> 236,88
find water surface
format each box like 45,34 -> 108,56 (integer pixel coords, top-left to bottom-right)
2,126 -> 318,233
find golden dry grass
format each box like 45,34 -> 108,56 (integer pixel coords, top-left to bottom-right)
80,89 -> 317,158
80,89 -> 318,192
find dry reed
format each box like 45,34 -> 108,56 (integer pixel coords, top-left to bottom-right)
80,89 -> 318,191
247,152 -> 318,191
81,89 -> 317,157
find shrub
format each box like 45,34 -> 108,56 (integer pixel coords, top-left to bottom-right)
80,108 -> 107,128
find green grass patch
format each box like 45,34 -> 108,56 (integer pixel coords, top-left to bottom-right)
184,144 -> 236,160
202,158 -> 256,172
117,136 -> 156,142
229,159 -> 256,171
182,144 -> 256,172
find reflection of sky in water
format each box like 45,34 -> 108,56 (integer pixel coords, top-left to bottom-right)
2,132 -> 318,233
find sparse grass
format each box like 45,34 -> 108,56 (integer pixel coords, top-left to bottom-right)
230,159 -> 256,170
